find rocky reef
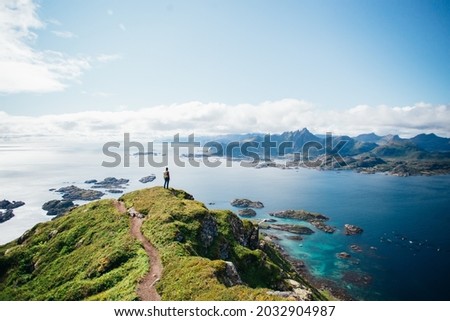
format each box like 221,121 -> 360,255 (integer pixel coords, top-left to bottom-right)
55,185 -> 105,201
237,208 -> 257,217
42,200 -> 76,217
0,199 -> 25,223
139,175 -> 156,183
344,224 -> 364,235
231,198 -> 264,208
270,209 -> 336,233
263,223 -> 315,235
0,209 -> 14,223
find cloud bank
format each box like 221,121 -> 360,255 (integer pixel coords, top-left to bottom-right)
0,100 -> 448,141
0,0 -> 90,93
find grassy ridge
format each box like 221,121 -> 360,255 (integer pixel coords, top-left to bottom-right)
121,187 -> 326,300
0,200 -> 147,300
0,187 -> 326,301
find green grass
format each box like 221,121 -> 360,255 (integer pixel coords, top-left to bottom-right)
120,187 -> 326,301
0,187 -> 326,301
0,200 -> 147,300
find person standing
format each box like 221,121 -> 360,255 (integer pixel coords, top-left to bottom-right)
163,167 -> 170,189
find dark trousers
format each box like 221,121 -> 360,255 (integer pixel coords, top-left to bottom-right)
164,178 -> 170,189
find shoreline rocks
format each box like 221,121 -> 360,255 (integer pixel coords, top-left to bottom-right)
267,224 -> 314,235
231,198 -> 264,208
139,175 -> 156,183
0,199 -> 25,210
42,200 -> 76,217
238,208 -> 257,217
0,209 -> 14,223
270,209 -> 336,233
0,199 -> 25,223
55,185 -> 105,201
89,177 -> 129,189
344,224 -> 364,235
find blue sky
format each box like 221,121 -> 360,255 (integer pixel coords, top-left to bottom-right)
0,0 -> 449,137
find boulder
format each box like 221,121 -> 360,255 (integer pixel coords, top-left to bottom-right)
219,262 -> 243,287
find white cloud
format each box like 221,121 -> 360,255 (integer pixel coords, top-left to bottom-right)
97,53 -> 121,63
0,100 -> 449,141
119,23 -> 126,31
51,30 -> 76,38
0,0 -> 90,93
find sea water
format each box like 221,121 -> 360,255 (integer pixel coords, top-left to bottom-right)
1,142 -> 449,300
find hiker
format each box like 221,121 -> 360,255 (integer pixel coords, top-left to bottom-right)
163,167 -> 170,189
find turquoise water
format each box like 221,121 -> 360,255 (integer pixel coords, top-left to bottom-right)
1,143 -> 449,300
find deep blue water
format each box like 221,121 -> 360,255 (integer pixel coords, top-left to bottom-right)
1,143 -> 449,300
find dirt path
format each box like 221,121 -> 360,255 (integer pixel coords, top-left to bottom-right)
114,201 -> 162,301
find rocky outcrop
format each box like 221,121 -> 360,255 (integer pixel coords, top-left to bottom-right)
231,199 -> 264,208
42,200 -> 76,217
127,207 -> 145,219
90,177 -> 130,189
270,209 -> 335,233
219,261 -> 243,287
267,279 -> 313,301
55,185 -> 104,201
200,214 -> 218,248
344,224 -> 363,235
0,200 -> 25,223
238,208 -> 257,217
337,252 -> 351,259
267,224 -> 314,235
0,200 -> 25,210
0,209 -> 14,223
139,175 -> 156,183
106,189 -> 123,194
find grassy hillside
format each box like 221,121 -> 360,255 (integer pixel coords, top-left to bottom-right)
0,200 -> 148,300
0,187 -> 325,301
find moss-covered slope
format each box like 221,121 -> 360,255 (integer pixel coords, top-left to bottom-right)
0,187 -> 325,301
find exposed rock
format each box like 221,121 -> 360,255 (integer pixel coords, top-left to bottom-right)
127,207 -> 145,218
42,200 -> 75,217
265,218 -> 277,222
200,214 -> 218,248
287,235 -> 303,241
220,261 -> 243,287
0,199 -> 25,210
90,177 -> 130,189
48,229 -> 58,239
231,198 -> 264,208
344,224 -> 364,235
269,224 -> 314,235
139,175 -> 156,183
270,209 -> 328,221
55,185 -> 104,201
0,209 -> 14,223
337,252 -> 351,259
238,208 -> 257,217
270,209 -> 335,233
350,244 -> 363,252
84,179 -> 97,184
106,189 -> 124,194
228,214 -> 259,249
